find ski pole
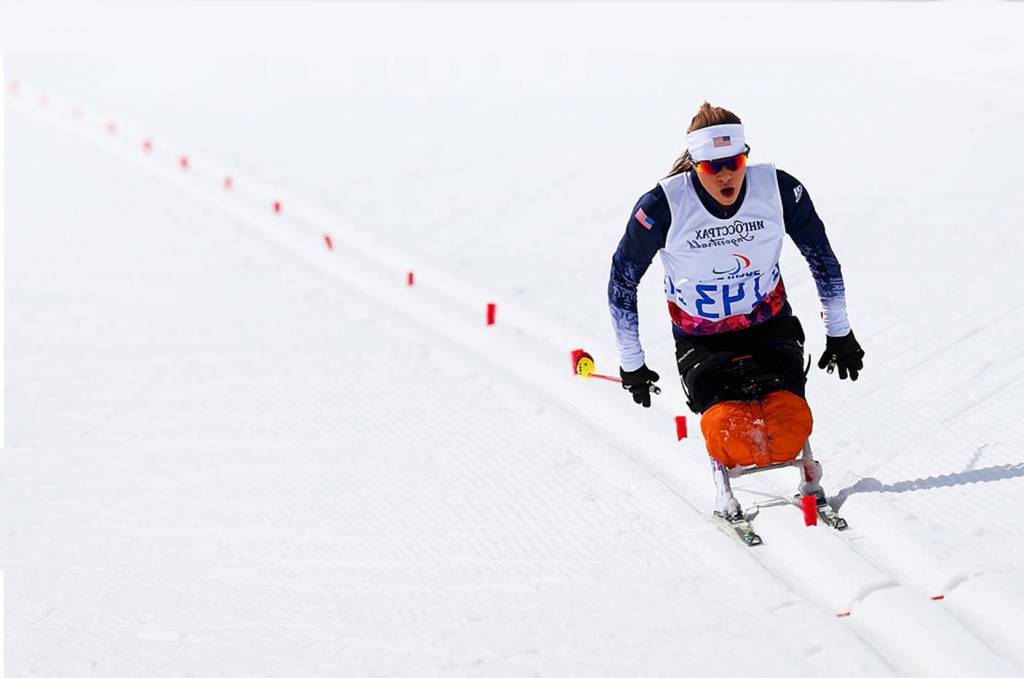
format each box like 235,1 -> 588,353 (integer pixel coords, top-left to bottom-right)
570,348 -> 661,394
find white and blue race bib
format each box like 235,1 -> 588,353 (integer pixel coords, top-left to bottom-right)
658,163 -> 786,323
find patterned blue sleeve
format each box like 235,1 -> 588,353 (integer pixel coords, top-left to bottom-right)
608,185 -> 671,371
777,169 -> 850,337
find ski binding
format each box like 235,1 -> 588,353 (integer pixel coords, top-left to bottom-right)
713,510 -> 763,546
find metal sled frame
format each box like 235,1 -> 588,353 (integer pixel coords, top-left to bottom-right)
726,440 -> 817,480
712,440 -> 822,509
711,440 -> 847,540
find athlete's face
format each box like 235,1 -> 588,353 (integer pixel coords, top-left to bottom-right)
696,161 -> 746,207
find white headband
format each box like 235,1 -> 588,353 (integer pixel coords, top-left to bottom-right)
686,123 -> 746,162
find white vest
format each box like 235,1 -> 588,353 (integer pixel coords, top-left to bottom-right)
658,163 -> 785,324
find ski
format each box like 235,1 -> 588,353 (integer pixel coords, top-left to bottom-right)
713,511 -> 763,546
798,490 -> 849,531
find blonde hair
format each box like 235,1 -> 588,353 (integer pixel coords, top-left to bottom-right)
665,102 -> 743,178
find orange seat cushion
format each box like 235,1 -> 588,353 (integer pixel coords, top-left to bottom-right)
700,391 -> 813,468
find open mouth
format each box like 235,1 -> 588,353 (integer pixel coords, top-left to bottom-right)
720,186 -> 736,199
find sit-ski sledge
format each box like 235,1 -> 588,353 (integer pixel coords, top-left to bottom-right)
712,439 -> 848,547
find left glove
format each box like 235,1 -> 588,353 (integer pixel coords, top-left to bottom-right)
817,331 -> 865,381
620,364 -> 661,408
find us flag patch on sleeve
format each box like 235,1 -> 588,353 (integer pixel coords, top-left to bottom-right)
634,207 -> 655,230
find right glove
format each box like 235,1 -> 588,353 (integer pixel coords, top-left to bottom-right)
620,364 -> 661,408
817,331 -> 865,381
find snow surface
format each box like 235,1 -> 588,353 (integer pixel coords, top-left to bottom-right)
4,3 -> 1024,676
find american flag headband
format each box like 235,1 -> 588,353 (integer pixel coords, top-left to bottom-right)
685,124 -> 747,162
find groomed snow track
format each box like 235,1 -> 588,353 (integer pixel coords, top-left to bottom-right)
6,65 -> 1024,678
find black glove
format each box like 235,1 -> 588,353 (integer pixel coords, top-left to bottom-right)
620,364 -> 661,407
817,331 -> 865,381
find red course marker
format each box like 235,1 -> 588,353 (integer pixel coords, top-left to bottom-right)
273,200 -> 282,214
223,175 -> 233,190
931,595 -> 945,601
675,416 -> 688,440
486,303 -> 496,326
801,494 -> 818,527
142,138 -> 153,152
324,234 -> 334,251
7,81 -> 18,95
407,271 -> 415,287
836,611 -> 851,618
180,155 -> 190,170
106,120 -> 117,135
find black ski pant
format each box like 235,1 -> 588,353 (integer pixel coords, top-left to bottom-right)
675,314 -> 808,414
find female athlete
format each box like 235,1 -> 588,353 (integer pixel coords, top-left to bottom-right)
607,102 -> 865,518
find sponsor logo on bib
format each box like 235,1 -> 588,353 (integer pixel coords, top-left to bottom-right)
687,219 -> 765,249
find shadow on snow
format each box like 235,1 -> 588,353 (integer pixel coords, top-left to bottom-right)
833,463 -> 1024,510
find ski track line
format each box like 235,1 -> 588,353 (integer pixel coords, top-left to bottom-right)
10,93 -> 1020,676
759,417 -> 1024,675
738,503 -> 1016,676
837,503 -> 1024,668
